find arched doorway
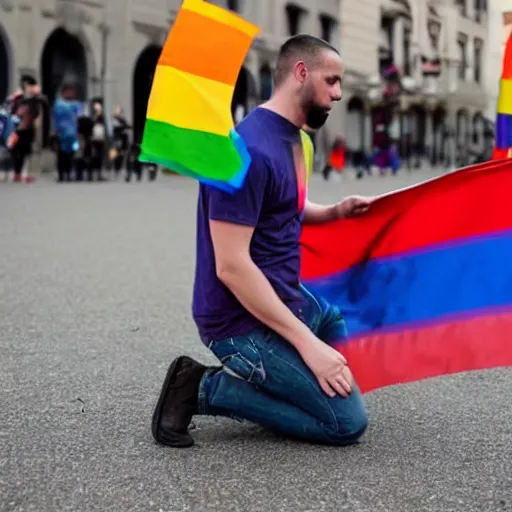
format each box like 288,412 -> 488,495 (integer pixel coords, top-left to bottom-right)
346,97 -> 365,152
232,66 -> 248,123
0,26 -> 10,104
231,66 -> 257,123
471,111 -> 484,149
346,97 -> 366,171
259,63 -> 272,102
132,45 -> 162,144
41,27 -> 87,145
431,106 -> 446,166
456,108 -> 470,165
409,104 -> 426,167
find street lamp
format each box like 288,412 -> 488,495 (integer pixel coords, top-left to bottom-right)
444,57 -> 460,172
421,55 -> 460,173
98,18 -> 111,138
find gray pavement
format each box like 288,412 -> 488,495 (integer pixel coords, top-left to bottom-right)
1,168 -> 511,512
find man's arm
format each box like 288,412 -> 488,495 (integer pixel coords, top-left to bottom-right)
303,197 -> 374,225
302,199 -> 338,225
210,219 -> 316,352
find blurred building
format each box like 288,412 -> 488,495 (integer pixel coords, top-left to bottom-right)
340,0 -> 492,167
0,0 -> 340,155
0,0 -> 497,166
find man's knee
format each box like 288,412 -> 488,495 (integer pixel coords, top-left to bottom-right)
338,405 -> 369,444
325,396 -> 369,446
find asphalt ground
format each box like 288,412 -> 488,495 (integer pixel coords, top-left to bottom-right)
1,168 -> 511,512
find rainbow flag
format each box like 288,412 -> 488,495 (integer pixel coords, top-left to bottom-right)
300,159 -> 512,393
139,0 -> 260,192
492,30 -> 512,159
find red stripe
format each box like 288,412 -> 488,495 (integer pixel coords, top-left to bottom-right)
334,310 -> 512,394
492,148 -> 511,160
300,159 -> 512,279
502,32 -> 512,80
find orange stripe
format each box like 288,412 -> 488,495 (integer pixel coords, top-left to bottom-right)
182,0 -> 259,36
159,8 -> 253,85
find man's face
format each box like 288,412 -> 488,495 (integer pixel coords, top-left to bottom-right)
63,87 -> 76,100
21,80 -> 31,94
300,50 -> 344,129
22,81 -> 36,97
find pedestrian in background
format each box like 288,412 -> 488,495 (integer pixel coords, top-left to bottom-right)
91,100 -> 106,181
8,76 -> 42,183
322,135 -> 346,180
52,83 -> 82,182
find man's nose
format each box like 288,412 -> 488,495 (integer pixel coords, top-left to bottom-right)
332,84 -> 342,102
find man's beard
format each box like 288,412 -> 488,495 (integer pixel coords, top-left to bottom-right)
303,90 -> 330,129
305,104 -> 329,129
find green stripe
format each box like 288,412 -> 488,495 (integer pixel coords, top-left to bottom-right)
140,118 -> 242,181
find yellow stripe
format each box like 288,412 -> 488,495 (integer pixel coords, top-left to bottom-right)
498,79 -> 512,115
146,65 -> 234,136
300,130 -> 314,184
182,0 -> 260,37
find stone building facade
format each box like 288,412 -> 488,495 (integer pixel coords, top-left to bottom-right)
339,0 -> 492,167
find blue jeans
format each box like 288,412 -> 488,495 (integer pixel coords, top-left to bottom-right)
198,285 -> 369,445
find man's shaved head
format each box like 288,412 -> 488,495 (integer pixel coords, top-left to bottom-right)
267,34 -> 343,129
273,35 -> 340,88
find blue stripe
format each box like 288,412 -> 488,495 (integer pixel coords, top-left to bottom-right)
496,113 -> 512,149
302,230 -> 512,336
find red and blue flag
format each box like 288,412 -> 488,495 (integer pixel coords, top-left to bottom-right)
300,159 -> 512,393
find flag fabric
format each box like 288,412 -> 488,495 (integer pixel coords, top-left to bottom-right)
300,159 -> 512,393
139,0 -> 260,193
492,31 -> 512,160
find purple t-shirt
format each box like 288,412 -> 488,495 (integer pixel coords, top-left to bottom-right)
192,107 -> 308,342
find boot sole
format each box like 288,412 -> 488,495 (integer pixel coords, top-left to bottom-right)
151,356 -> 194,448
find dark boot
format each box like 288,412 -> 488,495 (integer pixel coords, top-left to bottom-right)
151,356 -> 208,448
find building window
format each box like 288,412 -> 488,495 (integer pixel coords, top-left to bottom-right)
474,38 -> 482,83
286,4 -> 306,36
428,20 -> 440,54
378,14 -> 394,71
380,15 -> 393,50
319,14 -> 336,43
456,0 -> 467,17
227,0 -> 238,11
259,64 -> 272,101
403,27 -> 412,76
457,34 -> 467,80
474,0 -> 481,22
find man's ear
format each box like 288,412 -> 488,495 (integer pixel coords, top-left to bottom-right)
293,61 -> 308,84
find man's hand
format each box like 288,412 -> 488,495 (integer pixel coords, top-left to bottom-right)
335,195 -> 374,219
299,338 -> 353,398
303,197 -> 373,225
